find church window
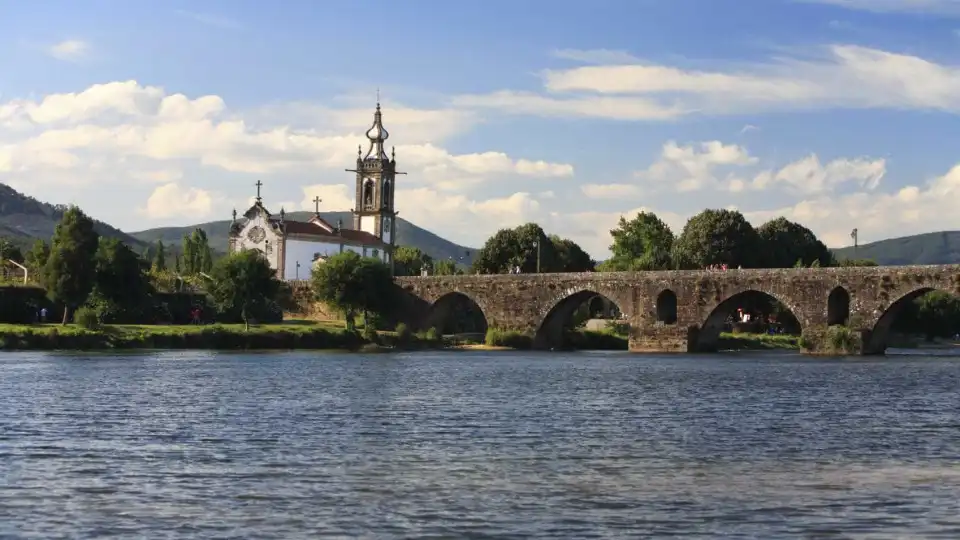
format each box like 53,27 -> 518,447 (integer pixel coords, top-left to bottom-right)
372,248 -> 379,258
363,179 -> 375,209
382,181 -> 391,208
247,225 -> 266,243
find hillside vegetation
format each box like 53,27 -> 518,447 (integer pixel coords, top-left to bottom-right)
830,231 -> 960,266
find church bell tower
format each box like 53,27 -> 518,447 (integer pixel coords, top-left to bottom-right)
349,101 -> 402,262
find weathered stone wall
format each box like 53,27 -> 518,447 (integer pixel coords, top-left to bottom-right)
395,265 -> 960,354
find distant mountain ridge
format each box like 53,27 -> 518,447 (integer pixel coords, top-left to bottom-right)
0,184 -> 148,250
830,231 -> 960,266
128,210 -> 478,264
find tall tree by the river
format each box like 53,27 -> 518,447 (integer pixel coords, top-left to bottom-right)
43,206 -> 100,324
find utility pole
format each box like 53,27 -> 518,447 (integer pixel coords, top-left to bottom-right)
851,228 -> 858,259
533,239 -> 541,273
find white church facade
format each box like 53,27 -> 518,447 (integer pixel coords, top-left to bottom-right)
228,102 -> 401,280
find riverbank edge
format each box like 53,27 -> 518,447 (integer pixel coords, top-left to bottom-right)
0,324 -> 812,353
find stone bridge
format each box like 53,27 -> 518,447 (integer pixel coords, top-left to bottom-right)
394,265 -> 960,355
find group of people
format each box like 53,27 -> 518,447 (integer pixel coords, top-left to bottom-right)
704,264 -> 741,271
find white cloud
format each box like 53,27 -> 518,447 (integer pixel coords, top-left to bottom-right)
47,40 -> 89,62
141,183 -> 215,219
636,141 -> 757,192
0,80 -> 572,247
174,10 -> 243,29
454,45 -> 960,120
749,155 -> 886,193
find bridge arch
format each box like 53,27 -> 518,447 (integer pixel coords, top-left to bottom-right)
534,286 -> 631,350
695,288 -> 805,352
827,286 -> 850,326
863,286 -> 956,354
424,291 -> 489,336
656,289 -> 678,324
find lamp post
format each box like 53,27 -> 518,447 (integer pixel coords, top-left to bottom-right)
851,228 -> 859,260
296,261 -> 301,280
532,239 -> 541,273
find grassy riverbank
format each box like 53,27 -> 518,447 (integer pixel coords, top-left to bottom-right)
0,320 -> 444,351
717,332 -> 800,351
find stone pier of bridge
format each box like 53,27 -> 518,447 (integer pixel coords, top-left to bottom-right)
392,265 -> 960,355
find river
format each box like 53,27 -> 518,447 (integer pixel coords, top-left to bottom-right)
1,350 -> 959,538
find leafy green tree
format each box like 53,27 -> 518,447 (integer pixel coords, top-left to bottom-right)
433,258 -> 459,276
208,250 -> 281,330
311,251 -> 395,330
550,235 -> 595,272
24,239 -> 50,279
174,253 -> 181,274
394,246 -> 433,276
42,206 -> 100,324
181,233 -> 196,273
756,217 -> 832,268
672,209 -> 761,269
893,291 -> 960,339
472,223 -> 560,274
86,238 -> 155,323
0,238 -> 24,263
152,240 -> 166,272
602,212 -> 675,271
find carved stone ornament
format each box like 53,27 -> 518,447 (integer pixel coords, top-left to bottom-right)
247,225 -> 266,243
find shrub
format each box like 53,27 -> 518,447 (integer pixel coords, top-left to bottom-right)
395,323 -> 412,343
362,323 -> 379,343
74,307 -> 100,330
425,327 -> 440,342
485,328 -> 532,349
827,325 -> 859,354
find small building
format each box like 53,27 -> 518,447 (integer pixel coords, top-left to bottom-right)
228,102 -> 401,280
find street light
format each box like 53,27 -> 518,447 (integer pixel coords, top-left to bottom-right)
296,261 -> 301,280
532,239 -> 541,273
850,228 -> 859,259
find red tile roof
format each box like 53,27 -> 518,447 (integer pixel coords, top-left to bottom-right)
270,218 -> 386,247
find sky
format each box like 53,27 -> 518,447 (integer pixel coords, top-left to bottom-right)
2,0 -> 960,258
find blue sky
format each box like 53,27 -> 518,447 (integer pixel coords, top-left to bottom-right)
2,0 -> 960,257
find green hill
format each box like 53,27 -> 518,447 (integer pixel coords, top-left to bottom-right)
0,184 -> 149,251
831,231 -> 960,266
129,210 -> 477,265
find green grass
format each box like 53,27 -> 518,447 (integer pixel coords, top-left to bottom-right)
717,332 -> 800,350
0,319 -> 430,351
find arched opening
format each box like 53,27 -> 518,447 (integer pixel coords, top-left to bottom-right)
695,290 -> 801,352
656,289 -> 678,324
534,290 -> 628,351
425,292 -> 488,340
865,288 -> 960,354
827,286 -> 850,326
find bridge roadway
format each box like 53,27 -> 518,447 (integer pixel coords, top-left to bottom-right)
392,264 -> 960,354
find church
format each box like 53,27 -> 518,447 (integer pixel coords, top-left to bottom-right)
228,102 -> 400,280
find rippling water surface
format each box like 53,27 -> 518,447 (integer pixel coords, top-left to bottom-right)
2,350 -> 960,538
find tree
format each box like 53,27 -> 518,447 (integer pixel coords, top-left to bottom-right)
24,239 -> 50,278
86,238 -> 155,323
603,212 -> 675,271
394,246 -> 432,276
550,235 -> 595,272
208,250 -> 281,330
311,251 -> 395,329
152,240 -> 167,272
672,209 -> 761,269
181,233 -> 196,274
0,238 -> 24,263
472,223 -> 560,274
42,206 -> 100,324
756,217 -> 832,268
433,259 -> 459,276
